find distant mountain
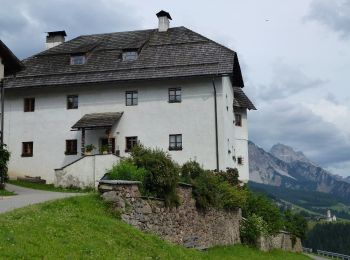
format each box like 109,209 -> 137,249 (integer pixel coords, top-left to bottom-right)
249,141 -> 350,202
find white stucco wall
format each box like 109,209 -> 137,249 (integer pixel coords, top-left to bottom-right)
4,77 -> 250,183
234,107 -> 249,181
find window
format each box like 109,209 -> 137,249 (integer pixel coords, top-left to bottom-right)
70,55 -> 86,65
22,142 -> 33,157
169,134 -> 182,151
24,98 -> 35,112
235,113 -> 242,127
67,95 -> 79,109
125,136 -> 138,152
100,138 -> 115,154
65,140 -> 77,155
169,88 -> 181,103
122,51 -> 138,61
237,157 -> 244,165
125,91 -> 138,106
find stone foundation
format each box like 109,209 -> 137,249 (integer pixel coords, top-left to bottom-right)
99,180 -> 241,249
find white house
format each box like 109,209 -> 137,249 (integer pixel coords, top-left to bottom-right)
2,11 -> 255,187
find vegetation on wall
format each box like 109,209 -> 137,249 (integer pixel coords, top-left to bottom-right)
0,144 -> 10,189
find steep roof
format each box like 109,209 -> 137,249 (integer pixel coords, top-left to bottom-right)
4,27 -> 244,89
72,112 -> 123,129
0,40 -> 23,76
233,87 -> 256,110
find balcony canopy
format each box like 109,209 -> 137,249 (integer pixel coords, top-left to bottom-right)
72,112 -> 123,130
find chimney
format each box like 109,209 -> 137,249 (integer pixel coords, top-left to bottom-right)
45,31 -> 67,50
156,10 -> 172,32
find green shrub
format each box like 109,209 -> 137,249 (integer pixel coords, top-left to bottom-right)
106,159 -> 146,182
240,214 -> 268,246
180,160 -> 204,183
218,181 -> 248,211
283,210 -> 307,239
131,145 -> 180,207
243,192 -> 283,235
0,144 -> 10,188
217,168 -> 240,186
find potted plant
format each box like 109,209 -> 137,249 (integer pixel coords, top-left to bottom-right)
100,145 -> 109,155
85,144 -> 95,155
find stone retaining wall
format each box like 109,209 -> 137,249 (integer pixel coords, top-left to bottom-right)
257,232 -> 302,253
99,180 -> 241,249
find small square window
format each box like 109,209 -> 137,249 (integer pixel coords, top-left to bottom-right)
169,88 -> 181,103
169,134 -> 182,151
70,55 -> 86,65
122,51 -> 138,61
237,157 -> 244,165
65,140 -> 77,155
24,98 -> 35,112
125,136 -> 138,152
67,95 -> 79,109
22,142 -> 33,157
125,91 -> 138,106
235,114 -> 242,127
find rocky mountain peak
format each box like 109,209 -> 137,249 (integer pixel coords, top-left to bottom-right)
270,143 -> 314,165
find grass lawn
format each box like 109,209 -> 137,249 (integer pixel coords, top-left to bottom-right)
7,180 -> 92,193
0,194 -> 310,259
0,189 -> 16,196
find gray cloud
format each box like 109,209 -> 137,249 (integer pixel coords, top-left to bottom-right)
249,100 -> 350,168
305,0 -> 350,39
255,61 -> 327,101
0,0 -> 140,59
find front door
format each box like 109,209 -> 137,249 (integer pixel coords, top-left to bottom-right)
100,138 -> 115,154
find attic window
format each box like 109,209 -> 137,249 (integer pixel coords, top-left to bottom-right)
70,54 -> 86,65
122,50 -> 138,61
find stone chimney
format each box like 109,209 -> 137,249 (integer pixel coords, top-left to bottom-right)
45,31 -> 67,50
156,10 -> 172,32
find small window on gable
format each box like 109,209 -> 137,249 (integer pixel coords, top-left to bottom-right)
24,98 -> 35,112
67,95 -> 79,109
169,88 -> 181,103
122,50 -> 138,61
235,113 -> 242,127
70,54 -> 86,65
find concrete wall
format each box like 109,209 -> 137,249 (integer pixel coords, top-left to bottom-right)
100,181 -> 242,249
54,154 -> 120,188
4,77 -> 249,183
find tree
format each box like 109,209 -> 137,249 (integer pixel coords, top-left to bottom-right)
0,144 -> 10,189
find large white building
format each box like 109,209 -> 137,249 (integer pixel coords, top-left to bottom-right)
2,11 -> 255,187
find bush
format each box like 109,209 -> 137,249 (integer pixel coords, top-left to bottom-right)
240,214 -> 268,246
283,210 -> 307,239
217,168 -> 240,186
106,159 -> 146,182
180,161 -> 204,183
131,145 -> 180,207
0,144 -> 10,188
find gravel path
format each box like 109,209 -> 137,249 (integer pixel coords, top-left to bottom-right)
0,184 -> 81,214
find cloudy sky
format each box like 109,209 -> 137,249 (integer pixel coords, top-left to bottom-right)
1,0 -> 349,176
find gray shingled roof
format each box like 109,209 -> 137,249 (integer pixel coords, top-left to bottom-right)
0,40 -> 23,76
4,27 -> 244,88
233,87 -> 256,110
72,112 -> 123,129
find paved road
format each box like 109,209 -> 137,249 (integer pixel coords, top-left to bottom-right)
0,184 -> 81,214
304,253 -> 329,260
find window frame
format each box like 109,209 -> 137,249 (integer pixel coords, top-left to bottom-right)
22,142 -> 33,157
125,91 -> 138,106
70,55 -> 86,65
169,134 -> 182,151
235,113 -> 242,127
168,88 -> 182,103
65,139 -> 78,155
125,136 -> 138,152
122,51 -> 138,61
67,95 -> 79,110
24,98 -> 35,112
237,157 -> 244,165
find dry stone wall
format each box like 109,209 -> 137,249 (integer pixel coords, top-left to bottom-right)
99,180 -> 241,249
257,231 -> 302,253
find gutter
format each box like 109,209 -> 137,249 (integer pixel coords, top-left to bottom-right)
212,78 -> 219,171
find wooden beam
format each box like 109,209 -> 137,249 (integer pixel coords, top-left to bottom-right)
81,128 -> 85,156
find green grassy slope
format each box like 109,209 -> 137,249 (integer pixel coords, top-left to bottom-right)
0,194 -> 309,259
0,189 -> 16,196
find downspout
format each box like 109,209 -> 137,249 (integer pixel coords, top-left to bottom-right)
0,80 -> 4,146
212,78 -> 219,171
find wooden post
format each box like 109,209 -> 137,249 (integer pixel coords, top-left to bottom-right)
81,128 -> 85,156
